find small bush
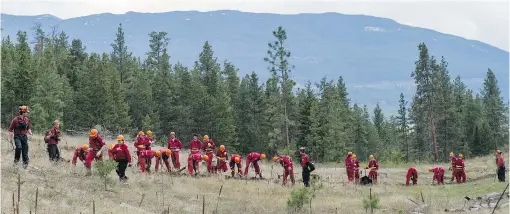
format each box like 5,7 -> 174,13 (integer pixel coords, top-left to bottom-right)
94,160 -> 117,190
287,188 -> 311,212
362,193 -> 380,213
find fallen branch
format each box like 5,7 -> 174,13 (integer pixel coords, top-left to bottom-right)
491,183 -> 509,214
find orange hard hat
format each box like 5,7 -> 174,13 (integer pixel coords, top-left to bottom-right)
234,157 -> 241,163
352,154 -> 357,159
165,149 -> 172,157
108,144 -> 115,150
90,129 -> 98,137
203,135 -> 209,140
138,131 -> 145,136
117,135 -> 124,141
147,130 -> 152,136
272,156 -> 279,162
203,155 -> 209,161
261,154 -> 266,159
428,167 -> 433,172
219,145 -> 225,152
155,150 -> 161,158
83,144 -> 89,150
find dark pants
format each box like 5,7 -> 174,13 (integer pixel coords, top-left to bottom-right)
302,162 -> 315,187
47,144 -> 60,162
14,135 -> 29,167
497,165 -> 506,182
116,159 -> 129,181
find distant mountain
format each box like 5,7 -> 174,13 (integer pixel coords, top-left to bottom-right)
1,10 -> 508,114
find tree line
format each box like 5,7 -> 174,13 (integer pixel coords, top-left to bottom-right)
1,24 -> 507,163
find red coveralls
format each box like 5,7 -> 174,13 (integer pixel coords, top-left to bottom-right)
139,149 -> 155,173
455,158 -> 466,183
345,156 -> 354,182
432,167 -> 445,184
190,153 -> 203,175
188,139 -> 202,175
72,146 -> 88,165
450,156 -> 457,181
112,143 -> 132,181
155,149 -> 171,173
215,149 -> 228,173
134,136 -> 146,157
85,135 -> 105,169
229,154 -> 242,177
203,140 -> 216,173
244,152 -> 262,177
144,136 -> 152,150
279,155 -> 295,185
368,159 -> 379,184
406,167 -> 418,185
353,158 -> 360,183
167,137 -> 183,169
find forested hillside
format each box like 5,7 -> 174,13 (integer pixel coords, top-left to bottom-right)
1,23 -> 507,163
2,11 -> 508,113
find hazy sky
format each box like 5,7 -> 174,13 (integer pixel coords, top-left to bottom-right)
2,0 -> 508,51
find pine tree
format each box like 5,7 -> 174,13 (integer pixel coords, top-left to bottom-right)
111,23 -> 133,83
395,93 -> 410,162
1,36 -> 19,125
481,69 -> 506,151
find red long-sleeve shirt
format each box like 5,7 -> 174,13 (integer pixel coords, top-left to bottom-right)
134,136 -> 146,151
203,140 -> 216,152
189,139 -> 202,151
89,135 -> 105,150
345,156 -> 353,169
450,156 -> 457,168
112,144 -> 132,163
46,127 -> 61,145
406,167 -> 418,179
432,167 -> 444,181
279,155 -> 293,169
353,159 -> 360,169
246,152 -> 261,163
455,158 -> 465,169
368,160 -> 379,171
167,138 -> 183,151
8,116 -> 30,135
497,156 -> 505,167
216,149 -> 228,162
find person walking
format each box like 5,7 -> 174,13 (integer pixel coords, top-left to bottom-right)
8,106 -> 32,169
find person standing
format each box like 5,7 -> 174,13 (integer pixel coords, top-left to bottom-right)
112,135 -> 132,182
45,120 -> 61,163
85,129 -> 106,175
495,150 -> 505,182
8,106 -> 32,169
299,147 -> 315,187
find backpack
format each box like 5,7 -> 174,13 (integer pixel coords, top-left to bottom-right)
16,116 -> 28,130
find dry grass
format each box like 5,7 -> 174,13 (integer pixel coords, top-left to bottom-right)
1,133 -> 509,214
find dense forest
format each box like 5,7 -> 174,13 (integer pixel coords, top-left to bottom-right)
1,24 -> 507,163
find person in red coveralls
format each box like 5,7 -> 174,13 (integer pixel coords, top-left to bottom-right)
215,145 -> 228,173
229,154 -> 243,177
112,135 -> 132,182
85,129 -> 106,175
167,132 -> 183,169
134,131 -> 146,158
202,135 -> 215,173
406,167 -> 418,185
449,152 -> 457,182
188,134 -> 202,175
495,150 -> 505,182
366,155 -> 379,184
72,144 -> 89,166
244,152 -> 266,178
146,130 -> 155,148
45,120 -> 61,163
345,152 -> 354,183
455,154 -> 466,183
8,105 -> 32,168
428,166 -> 445,185
107,144 -> 116,160
274,155 -> 295,185
155,149 -> 172,173
299,147 -> 315,187
352,154 -> 360,184
190,153 -> 208,176
139,149 -> 155,174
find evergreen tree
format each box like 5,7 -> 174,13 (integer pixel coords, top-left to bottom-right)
481,69 -> 506,151
111,23 -> 133,83
395,93 -> 410,162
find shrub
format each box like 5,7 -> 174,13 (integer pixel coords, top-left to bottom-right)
287,188 -> 311,212
94,160 -> 117,190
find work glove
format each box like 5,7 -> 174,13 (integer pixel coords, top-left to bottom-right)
96,151 -> 101,157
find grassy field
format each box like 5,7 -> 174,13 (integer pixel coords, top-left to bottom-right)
1,133 -> 509,214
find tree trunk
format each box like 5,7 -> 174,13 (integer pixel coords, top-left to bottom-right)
428,106 -> 438,163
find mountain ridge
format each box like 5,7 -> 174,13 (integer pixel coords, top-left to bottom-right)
2,10 -> 508,114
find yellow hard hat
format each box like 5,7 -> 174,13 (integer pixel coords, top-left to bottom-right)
117,135 -> 124,141
90,129 -> 98,137
203,135 -> 209,140
220,145 -> 225,152
261,154 -> 266,159
352,154 -> 357,159
234,157 -> 241,163
449,152 -> 454,157
272,156 -> 279,162
108,144 -> 115,150
138,131 -> 145,136
428,167 -> 433,172
83,144 -> 89,151
369,155 -> 374,160
170,132 -> 175,136
165,149 -> 172,156
155,151 -> 161,158
147,130 -> 153,136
